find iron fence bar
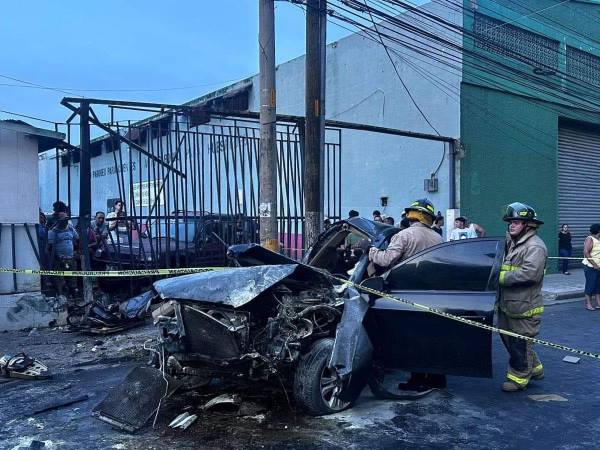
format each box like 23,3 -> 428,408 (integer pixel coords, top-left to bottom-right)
160,121 -> 170,269
67,124 -> 72,210
337,128 -> 342,220
11,224 -> 17,292
55,147 -> 60,203
23,223 -> 41,265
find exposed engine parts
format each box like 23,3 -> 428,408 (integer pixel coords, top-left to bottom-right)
153,287 -> 341,381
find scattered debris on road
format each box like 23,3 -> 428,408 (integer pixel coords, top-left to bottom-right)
528,394 -> 568,402
202,393 -> 242,412
93,366 -> 181,432
0,352 -> 51,380
169,412 -> 198,430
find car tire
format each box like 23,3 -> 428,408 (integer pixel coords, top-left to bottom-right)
293,338 -> 357,415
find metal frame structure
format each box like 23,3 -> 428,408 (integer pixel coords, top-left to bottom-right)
48,98 -> 343,277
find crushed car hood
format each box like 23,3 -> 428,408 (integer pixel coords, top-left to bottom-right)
153,264 -> 330,308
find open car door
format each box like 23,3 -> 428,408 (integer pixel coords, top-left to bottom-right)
366,238 -> 504,378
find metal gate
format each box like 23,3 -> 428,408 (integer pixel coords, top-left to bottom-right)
46,100 -> 342,270
558,121 -> 600,260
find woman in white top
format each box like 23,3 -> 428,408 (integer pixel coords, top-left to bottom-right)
582,223 -> 600,311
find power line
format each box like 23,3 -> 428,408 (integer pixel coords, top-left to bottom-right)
0,108 -> 61,125
0,77 -> 249,93
329,0 -> 600,112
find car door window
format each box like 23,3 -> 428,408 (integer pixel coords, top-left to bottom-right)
384,238 -> 503,291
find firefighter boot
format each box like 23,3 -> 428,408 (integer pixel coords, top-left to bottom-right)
501,372 -> 529,392
531,363 -> 544,381
501,380 -> 527,392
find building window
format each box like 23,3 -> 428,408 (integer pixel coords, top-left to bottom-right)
473,12 -> 559,71
567,46 -> 600,87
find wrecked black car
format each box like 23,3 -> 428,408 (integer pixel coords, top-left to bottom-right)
149,218 -> 503,415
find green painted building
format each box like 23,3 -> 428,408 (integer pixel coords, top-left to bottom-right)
460,0 -> 600,262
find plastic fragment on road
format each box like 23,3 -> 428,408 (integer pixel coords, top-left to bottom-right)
168,412 -> 190,428
563,355 -> 580,364
528,394 -> 568,402
201,393 -> 242,411
169,412 -> 197,429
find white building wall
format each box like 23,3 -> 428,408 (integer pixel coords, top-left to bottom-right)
0,126 -> 41,293
38,1 -> 461,232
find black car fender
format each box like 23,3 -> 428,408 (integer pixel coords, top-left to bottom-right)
328,287 -> 373,402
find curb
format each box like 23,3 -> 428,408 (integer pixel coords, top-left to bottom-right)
544,290 -> 584,306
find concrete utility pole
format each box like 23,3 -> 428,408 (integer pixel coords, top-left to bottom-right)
258,0 -> 279,252
305,0 -> 327,247
79,101 -> 94,304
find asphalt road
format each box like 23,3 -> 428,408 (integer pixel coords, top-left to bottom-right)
1,299 -> 599,450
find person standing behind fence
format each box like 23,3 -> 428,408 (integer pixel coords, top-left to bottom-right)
558,224 -> 572,275
47,212 -> 79,297
582,224 -> 600,311
106,199 -> 136,242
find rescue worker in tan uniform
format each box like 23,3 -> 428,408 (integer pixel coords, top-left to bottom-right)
361,198 -> 443,391
498,202 -> 547,392
364,198 -> 442,267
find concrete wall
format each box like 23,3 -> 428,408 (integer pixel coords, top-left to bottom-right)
0,126 -> 41,293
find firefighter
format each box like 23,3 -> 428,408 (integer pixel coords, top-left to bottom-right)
360,198 -> 444,392
362,198 -> 442,267
498,202 -> 547,392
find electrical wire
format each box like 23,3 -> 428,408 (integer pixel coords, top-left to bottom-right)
362,0 -> 441,135
328,0 -> 598,114
0,77 -> 248,93
327,0 -> 600,112
293,0 -> 567,163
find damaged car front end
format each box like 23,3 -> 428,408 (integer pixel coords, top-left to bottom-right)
150,263 -> 350,413
106,217 -> 504,420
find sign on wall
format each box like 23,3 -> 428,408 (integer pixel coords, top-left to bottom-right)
132,180 -> 164,208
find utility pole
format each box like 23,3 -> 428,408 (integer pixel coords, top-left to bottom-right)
305,0 -> 327,247
258,0 -> 279,252
79,101 -> 93,305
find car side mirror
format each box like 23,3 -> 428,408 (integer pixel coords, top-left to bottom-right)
359,276 -> 385,293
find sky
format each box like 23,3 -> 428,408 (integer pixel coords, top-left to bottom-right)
0,1 -> 355,128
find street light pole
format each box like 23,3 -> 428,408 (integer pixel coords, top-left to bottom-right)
305,0 -> 327,248
258,0 -> 279,252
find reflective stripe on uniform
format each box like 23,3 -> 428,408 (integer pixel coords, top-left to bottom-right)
506,372 -> 529,386
500,265 -> 519,286
532,363 -> 543,374
499,305 -> 544,319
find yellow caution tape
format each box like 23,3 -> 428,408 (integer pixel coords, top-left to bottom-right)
0,263 -> 599,360
0,267 -> 226,277
326,273 -> 600,362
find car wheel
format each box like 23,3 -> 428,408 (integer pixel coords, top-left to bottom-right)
293,338 -> 356,415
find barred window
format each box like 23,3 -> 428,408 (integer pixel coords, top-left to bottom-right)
473,13 -> 559,70
567,46 -> 600,87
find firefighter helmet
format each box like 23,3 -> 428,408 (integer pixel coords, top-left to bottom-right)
404,198 -> 436,219
502,202 -> 543,225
